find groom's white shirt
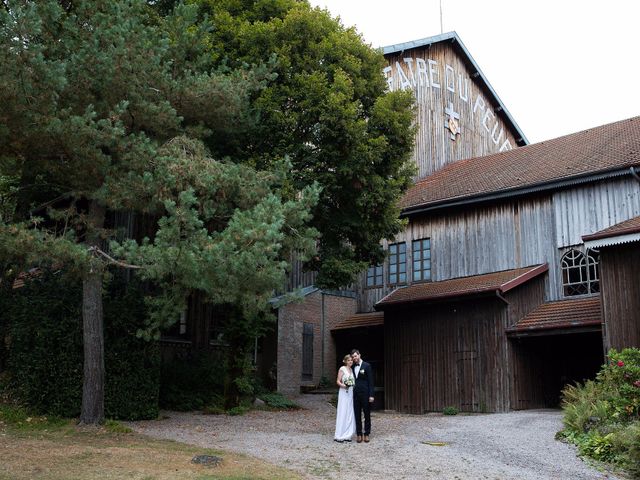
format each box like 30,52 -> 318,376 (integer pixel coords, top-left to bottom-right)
354,363 -> 361,378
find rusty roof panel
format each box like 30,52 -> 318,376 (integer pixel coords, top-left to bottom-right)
402,117 -> 640,212
376,264 -> 547,308
507,296 -> 602,333
332,311 -> 384,331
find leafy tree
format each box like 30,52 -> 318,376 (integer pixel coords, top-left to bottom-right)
176,0 -> 416,287
0,0 -> 317,422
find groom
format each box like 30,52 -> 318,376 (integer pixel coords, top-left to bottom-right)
350,349 -> 374,443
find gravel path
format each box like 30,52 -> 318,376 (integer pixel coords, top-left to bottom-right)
129,394 -> 621,480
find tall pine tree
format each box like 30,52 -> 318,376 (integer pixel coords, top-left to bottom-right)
0,0 -> 317,422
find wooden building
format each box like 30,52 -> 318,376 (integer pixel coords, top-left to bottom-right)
277,31 -> 528,395
275,32 -> 640,412
351,117 -> 640,412
584,216 -> 640,350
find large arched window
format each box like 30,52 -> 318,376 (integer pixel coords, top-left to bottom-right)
561,248 -> 600,296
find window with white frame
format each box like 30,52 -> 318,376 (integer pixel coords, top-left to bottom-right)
561,248 -> 600,296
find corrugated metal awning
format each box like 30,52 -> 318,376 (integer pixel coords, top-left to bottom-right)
583,215 -> 640,249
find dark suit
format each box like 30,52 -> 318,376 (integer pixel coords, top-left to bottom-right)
352,361 -> 374,436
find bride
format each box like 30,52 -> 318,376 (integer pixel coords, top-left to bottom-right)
334,354 -> 356,442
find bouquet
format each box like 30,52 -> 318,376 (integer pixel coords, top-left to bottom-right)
344,375 -> 355,391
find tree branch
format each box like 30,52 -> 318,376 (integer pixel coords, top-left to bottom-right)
88,246 -> 143,270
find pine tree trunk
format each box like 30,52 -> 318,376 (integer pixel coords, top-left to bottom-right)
79,201 -> 106,425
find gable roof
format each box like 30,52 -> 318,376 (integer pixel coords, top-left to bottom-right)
402,116 -> 640,215
382,31 -> 527,146
506,296 -> 602,336
375,264 -> 547,309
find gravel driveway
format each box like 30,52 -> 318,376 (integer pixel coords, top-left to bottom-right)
129,394 -> 621,480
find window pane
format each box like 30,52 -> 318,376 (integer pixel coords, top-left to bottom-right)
399,243 -> 406,253
390,273 -> 397,284
399,273 -> 406,283
367,277 -> 374,287
390,264 -> 397,274
423,239 -> 430,248
424,270 -> 431,281
399,253 -> 406,263
413,260 -> 421,271
424,250 -> 431,260
389,244 -> 397,254
412,240 -> 420,251
399,263 -> 406,273
375,266 -> 383,276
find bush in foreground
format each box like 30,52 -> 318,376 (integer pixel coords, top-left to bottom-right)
559,348 -> 640,477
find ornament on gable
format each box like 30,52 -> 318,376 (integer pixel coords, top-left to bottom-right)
444,102 -> 461,141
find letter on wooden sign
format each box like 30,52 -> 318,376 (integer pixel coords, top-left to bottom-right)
445,64 -> 455,93
383,66 -> 393,91
415,58 -> 429,88
428,59 -> 440,89
491,123 -> 504,145
473,95 -> 485,114
482,109 -> 495,133
500,139 -> 513,152
396,61 -> 412,90
458,74 -> 469,102
403,58 -> 416,87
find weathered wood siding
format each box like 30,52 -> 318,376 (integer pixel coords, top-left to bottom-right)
358,178 -> 640,312
384,297 -> 511,413
384,42 -> 520,179
553,178 -> 640,249
600,243 -> 640,350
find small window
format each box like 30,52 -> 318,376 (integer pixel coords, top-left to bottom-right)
302,323 -> 314,381
561,248 -> 599,296
389,242 -> 407,285
366,264 -> 383,287
412,238 -> 432,282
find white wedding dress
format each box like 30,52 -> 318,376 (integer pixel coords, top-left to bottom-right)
334,366 -> 356,441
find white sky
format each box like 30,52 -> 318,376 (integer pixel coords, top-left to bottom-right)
308,0 -> 640,144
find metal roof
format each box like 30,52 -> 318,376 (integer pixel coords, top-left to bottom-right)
382,31 -> 528,146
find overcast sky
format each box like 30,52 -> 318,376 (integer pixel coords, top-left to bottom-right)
308,0 -> 640,144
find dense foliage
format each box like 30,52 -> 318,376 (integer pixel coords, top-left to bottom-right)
2,272 -> 160,420
559,348 -> 640,477
0,0 -> 415,418
174,0 -> 417,287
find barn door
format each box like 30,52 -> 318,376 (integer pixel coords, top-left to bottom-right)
400,353 -> 423,414
456,350 -> 478,411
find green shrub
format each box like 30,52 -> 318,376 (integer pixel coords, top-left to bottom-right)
443,406 -> 459,416
159,351 -> 226,411
258,392 -> 299,410
3,271 -> 160,420
0,402 -> 68,431
104,419 -> 133,434
560,348 -> 640,477
227,405 -> 249,416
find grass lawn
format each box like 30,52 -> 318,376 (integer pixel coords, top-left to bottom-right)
0,405 -> 301,480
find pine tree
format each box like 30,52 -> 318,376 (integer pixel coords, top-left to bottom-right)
0,0 -> 317,422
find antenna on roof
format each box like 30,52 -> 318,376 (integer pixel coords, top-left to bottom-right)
440,0 -> 444,34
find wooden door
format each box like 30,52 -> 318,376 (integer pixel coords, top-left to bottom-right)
400,353 -> 423,414
456,350 -> 478,411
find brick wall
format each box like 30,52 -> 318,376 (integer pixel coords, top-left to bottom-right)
276,290 -> 356,395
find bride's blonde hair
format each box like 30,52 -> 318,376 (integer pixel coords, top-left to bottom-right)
342,354 -> 352,365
